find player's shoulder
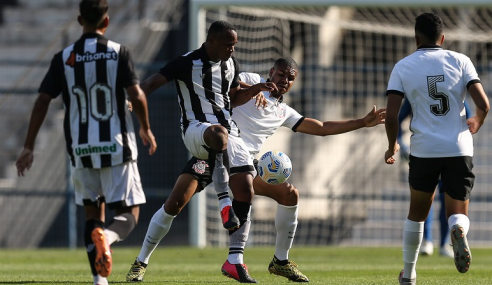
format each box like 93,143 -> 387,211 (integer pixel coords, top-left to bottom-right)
443,49 -> 473,63
239,72 -> 263,85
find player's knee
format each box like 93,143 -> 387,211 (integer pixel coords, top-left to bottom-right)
204,125 -> 228,151
277,183 -> 299,206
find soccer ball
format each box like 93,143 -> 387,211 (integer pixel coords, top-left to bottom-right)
257,151 -> 292,185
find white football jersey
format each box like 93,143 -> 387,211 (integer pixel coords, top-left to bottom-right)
387,46 -> 480,157
234,72 -> 304,155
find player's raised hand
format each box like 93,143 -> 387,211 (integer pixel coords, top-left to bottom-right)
16,148 -> 34,177
384,143 -> 400,164
253,92 -> 267,109
363,105 -> 386,127
139,128 -> 157,155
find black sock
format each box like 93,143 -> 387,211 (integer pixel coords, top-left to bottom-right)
229,200 -> 251,235
274,255 -> 289,265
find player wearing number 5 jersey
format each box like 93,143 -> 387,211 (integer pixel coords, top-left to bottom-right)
15,1 -> 157,285
384,13 -> 489,285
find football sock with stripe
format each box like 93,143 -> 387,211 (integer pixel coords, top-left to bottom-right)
274,204 -> 298,261
212,151 -> 233,211
228,200 -> 252,264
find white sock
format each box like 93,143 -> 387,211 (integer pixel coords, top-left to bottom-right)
402,219 -> 424,279
448,214 -> 470,235
137,207 -> 175,264
103,229 -> 119,245
93,274 -> 108,285
212,152 -> 232,211
274,204 -> 298,261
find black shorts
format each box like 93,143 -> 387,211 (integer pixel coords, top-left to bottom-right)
408,155 -> 474,201
181,157 -> 212,191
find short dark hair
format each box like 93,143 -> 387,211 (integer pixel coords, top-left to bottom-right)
79,0 -> 108,27
415,13 -> 443,42
274,57 -> 299,71
207,20 -> 236,39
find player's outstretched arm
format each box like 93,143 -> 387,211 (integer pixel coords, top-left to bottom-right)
295,105 -> 386,136
127,84 -> 157,155
140,73 -> 168,97
467,82 -> 489,134
16,92 -> 52,176
230,82 -> 277,108
384,93 -> 402,164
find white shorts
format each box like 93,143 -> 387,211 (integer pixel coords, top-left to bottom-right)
71,161 -> 145,209
183,121 -> 255,174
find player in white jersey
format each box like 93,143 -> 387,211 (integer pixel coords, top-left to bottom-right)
383,13 -> 489,285
15,1 -> 157,285
127,57 -> 385,283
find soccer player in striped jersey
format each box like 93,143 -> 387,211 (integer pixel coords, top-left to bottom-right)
384,13 -> 489,285
16,1 -> 157,285
127,20 -> 276,283
127,57 -> 385,283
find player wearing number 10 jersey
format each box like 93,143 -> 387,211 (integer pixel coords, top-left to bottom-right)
384,13 -> 489,285
15,1 -> 157,285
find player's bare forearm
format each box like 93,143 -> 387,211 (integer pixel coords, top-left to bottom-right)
127,85 -> 157,154
23,93 -> 52,150
384,93 -> 402,164
230,83 -> 277,108
17,93 -> 51,176
296,117 -> 367,136
130,96 -> 151,131
140,73 -> 168,97
468,82 -> 489,124
385,117 -> 399,150
384,118 -> 400,164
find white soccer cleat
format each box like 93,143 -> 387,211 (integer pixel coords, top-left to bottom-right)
439,245 -> 454,258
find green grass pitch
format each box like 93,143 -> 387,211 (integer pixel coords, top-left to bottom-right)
1,246 -> 492,284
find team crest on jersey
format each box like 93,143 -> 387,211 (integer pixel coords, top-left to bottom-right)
224,69 -> 234,82
276,106 -> 285,118
192,160 -> 208,174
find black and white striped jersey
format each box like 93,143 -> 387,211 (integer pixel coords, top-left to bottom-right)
159,44 -> 240,135
39,32 -> 140,169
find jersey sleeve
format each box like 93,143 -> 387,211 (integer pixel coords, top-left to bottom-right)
386,63 -> 405,97
282,104 -> 304,131
230,56 -> 240,89
462,55 -> 481,89
118,46 -> 140,88
239,72 -> 262,85
38,52 -> 64,98
158,56 -> 184,82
